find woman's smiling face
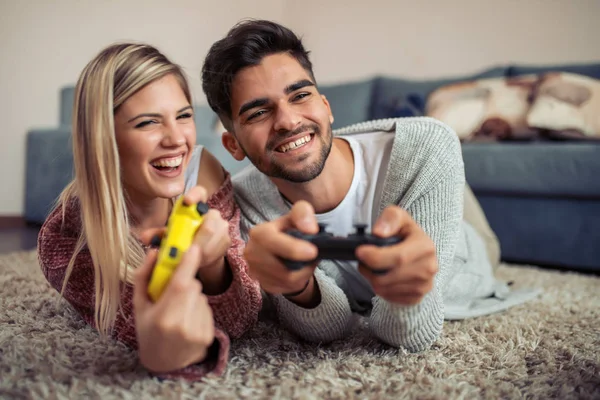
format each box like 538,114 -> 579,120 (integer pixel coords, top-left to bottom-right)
113,73 -> 197,202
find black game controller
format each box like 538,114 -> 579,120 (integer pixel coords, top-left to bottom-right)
282,223 -> 402,275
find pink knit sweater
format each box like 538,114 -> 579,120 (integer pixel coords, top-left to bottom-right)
37,174 -> 262,381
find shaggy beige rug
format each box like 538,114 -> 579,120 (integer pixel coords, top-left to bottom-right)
0,250 -> 598,400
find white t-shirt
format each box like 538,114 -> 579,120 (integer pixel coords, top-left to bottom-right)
183,144 -> 205,193
290,131 -> 394,307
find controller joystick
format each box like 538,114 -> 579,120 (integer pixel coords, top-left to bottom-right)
282,223 -> 402,274
353,223 -> 367,236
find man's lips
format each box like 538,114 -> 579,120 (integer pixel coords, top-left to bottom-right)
275,134 -> 313,153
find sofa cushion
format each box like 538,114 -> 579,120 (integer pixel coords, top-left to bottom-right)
25,127 -> 74,224
426,75 -> 539,141
371,66 -> 510,121
462,142 -> 600,198
526,72 -> 600,140
318,79 -> 376,129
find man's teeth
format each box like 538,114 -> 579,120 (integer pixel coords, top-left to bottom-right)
151,155 -> 183,168
277,135 -> 312,153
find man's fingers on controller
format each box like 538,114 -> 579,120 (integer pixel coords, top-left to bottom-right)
355,241 -> 398,270
289,200 -> 319,234
356,231 -> 429,270
383,231 -> 436,268
372,206 -> 415,238
249,223 -> 318,262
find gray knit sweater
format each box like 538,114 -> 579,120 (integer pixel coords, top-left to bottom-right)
232,117 -> 497,352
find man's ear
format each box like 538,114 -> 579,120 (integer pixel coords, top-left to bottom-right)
321,95 -> 334,125
222,131 -> 246,161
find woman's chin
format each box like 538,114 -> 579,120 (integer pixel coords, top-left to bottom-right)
154,182 -> 186,199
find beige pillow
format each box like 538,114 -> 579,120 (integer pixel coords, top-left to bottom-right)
426,75 -> 540,141
526,72 -> 600,140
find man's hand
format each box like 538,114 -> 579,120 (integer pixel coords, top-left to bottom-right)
356,205 -> 438,305
243,200 -> 321,307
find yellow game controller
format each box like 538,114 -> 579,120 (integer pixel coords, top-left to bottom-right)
147,196 -> 209,302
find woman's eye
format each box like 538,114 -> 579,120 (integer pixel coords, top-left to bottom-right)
177,112 -> 193,120
134,120 -> 155,129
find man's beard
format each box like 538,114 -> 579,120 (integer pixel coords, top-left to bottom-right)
243,122 -> 333,183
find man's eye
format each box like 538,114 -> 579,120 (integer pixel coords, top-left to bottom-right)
247,110 -> 266,121
293,92 -> 310,101
135,120 -> 155,128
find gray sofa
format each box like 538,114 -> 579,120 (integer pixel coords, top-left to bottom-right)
25,62 -> 600,272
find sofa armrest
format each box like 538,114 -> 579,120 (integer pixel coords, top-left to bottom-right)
25,126 -> 73,224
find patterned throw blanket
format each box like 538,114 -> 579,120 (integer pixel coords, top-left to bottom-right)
425,72 -> 600,142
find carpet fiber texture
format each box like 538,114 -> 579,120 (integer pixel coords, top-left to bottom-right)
0,250 -> 599,399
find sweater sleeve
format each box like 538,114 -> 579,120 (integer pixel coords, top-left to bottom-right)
36,200 -> 230,381
269,265 -> 354,343
368,122 -> 466,353
206,173 -> 263,339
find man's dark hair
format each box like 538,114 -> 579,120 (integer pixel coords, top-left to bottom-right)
201,19 -> 315,127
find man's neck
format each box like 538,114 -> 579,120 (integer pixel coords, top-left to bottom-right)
274,138 -> 354,214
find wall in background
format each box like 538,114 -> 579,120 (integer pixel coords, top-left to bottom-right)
1,0 -> 599,215
283,0 -> 600,84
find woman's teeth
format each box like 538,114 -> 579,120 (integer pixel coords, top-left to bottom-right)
151,155 -> 183,168
277,135 -> 312,153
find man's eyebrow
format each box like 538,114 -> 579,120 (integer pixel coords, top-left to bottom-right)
238,98 -> 269,117
127,105 -> 193,123
285,79 -> 315,94
237,80 -> 314,117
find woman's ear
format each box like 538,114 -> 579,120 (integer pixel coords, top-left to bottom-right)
221,132 -> 246,161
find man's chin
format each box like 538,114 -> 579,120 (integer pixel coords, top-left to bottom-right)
267,145 -> 329,183
268,164 -> 326,183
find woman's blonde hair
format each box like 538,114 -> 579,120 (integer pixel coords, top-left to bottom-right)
56,43 -> 193,338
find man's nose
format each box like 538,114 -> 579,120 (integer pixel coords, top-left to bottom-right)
273,102 -> 301,133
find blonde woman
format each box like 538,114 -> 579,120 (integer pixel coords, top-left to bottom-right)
37,43 -> 262,381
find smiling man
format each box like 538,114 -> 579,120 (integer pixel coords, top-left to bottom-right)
201,19 -> 540,351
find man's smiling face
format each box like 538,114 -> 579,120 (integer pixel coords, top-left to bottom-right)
223,52 -> 334,183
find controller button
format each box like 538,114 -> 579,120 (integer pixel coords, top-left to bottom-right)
196,202 -> 209,215
150,234 -> 162,248
169,247 -> 178,258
